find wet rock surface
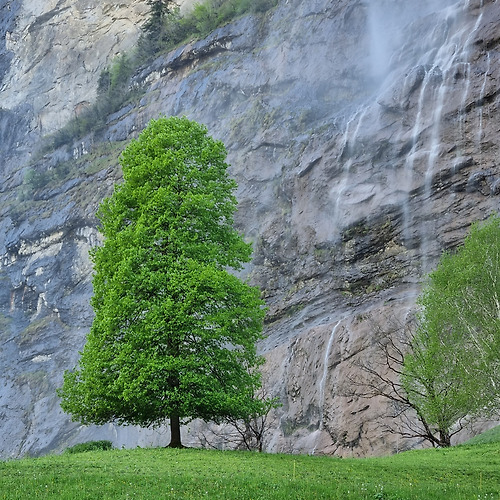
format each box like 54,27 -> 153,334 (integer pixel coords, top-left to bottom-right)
1,0 -> 499,457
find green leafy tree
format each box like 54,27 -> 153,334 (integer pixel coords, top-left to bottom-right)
347,215 -> 500,448
401,214 -> 500,446
59,116 -> 267,448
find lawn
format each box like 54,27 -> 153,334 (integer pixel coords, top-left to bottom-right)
0,441 -> 499,499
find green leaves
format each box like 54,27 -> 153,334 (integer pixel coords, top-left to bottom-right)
59,117 -> 268,439
402,214 -> 500,444
98,117 -> 249,269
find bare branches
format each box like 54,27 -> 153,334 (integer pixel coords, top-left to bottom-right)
343,218 -> 500,450
341,313 -> 460,448
193,385 -> 279,452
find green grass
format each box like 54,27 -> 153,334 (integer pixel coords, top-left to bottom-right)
464,425 -> 500,446
1,443 -> 499,499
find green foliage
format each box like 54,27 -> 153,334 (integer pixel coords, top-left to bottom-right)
137,0 -> 279,61
1,444 -> 500,499
94,54 -> 140,120
172,0 -> 278,43
142,0 -> 174,37
139,0 -> 176,56
64,440 -> 113,454
0,311 -> 11,341
463,425 -> 500,446
402,214 -> 500,446
58,117 -> 267,446
107,55 -> 135,95
47,54 -> 140,150
251,0 -> 279,13
21,141 -> 124,204
22,162 -> 71,197
23,168 -> 51,191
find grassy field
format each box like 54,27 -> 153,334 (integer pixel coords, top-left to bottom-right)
0,440 -> 499,499
464,425 -> 500,446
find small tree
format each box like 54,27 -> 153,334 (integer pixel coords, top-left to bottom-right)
139,0 -> 177,57
401,214 -> 500,445
346,215 -> 500,447
224,388 -> 278,452
197,383 -> 279,452
59,116 -> 268,448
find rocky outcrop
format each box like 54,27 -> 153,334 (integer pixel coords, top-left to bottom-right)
1,0 -> 150,134
1,0 -> 499,458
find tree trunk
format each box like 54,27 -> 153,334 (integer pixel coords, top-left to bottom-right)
439,430 -> 451,447
168,413 -> 183,448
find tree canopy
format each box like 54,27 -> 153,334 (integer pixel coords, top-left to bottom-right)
58,116 -> 267,448
139,0 -> 176,57
401,214 -> 500,446
347,215 -> 500,448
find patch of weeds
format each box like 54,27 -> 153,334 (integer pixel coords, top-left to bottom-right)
65,441 -> 114,454
18,315 -> 68,346
0,311 -> 12,341
15,370 -> 50,394
39,0 -> 280,156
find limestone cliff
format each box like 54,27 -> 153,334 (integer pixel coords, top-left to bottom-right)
0,0 -> 499,458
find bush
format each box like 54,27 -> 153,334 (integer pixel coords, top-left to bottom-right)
64,440 -> 113,454
24,168 -> 51,191
251,0 -> 278,13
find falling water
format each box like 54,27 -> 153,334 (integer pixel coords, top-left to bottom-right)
420,6 -> 461,270
402,70 -> 434,248
377,0 -> 488,271
312,319 -> 342,454
477,51 -> 491,148
359,0 -> 461,252
331,108 -> 368,238
365,0 -> 459,82
420,3 -> 485,271
330,0 -> 489,267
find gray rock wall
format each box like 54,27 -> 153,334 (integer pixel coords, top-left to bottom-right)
1,0 -> 150,134
0,0 -> 499,458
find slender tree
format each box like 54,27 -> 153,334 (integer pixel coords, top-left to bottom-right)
59,116 -> 267,448
345,215 -> 500,447
401,214 -> 500,444
139,0 -> 176,57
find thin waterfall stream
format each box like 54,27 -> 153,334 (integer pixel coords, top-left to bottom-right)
312,319 -> 343,454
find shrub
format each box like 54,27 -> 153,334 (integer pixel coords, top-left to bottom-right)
251,0 -> 278,13
24,168 -> 50,191
64,440 -> 114,454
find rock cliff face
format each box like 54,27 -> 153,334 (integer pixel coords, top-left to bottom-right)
1,0 -> 499,458
1,0 -> 150,134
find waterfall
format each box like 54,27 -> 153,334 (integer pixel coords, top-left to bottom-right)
365,0 -> 459,82
312,319 -> 342,454
331,108 -> 368,238
477,51 -> 491,148
331,0 -> 489,265
318,320 -> 341,425
372,0 -> 488,270
402,70 -> 433,248
421,3 -> 485,270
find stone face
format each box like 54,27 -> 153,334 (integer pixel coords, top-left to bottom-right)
2,1 -> 147,134
0,0 -> 499,458
0,0 -> 193,135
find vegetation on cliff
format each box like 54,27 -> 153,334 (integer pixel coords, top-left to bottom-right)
44,0 -> 278,151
